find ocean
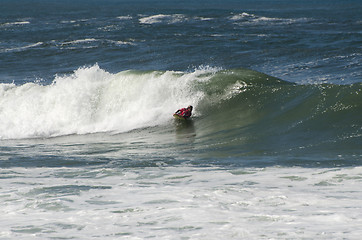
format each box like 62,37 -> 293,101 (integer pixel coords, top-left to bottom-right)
1,0 -> 361,239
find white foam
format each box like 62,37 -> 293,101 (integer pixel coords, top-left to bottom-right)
117,15 -> 132,20
1,21 -> 30,27
230,12 -> 255,21
107,39 -> 136,46
60,20 -> 77,24
61,38 -> 97,45
138,14 -> 215,25
139,14 -> 187,24
230,12 -> 310,26
1,166 -> 361,239
0,65 -> 214,139
1,42 -> 43,53
195,16 -> 213,21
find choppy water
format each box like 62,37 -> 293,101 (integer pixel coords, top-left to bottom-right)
1,0 -> 361,239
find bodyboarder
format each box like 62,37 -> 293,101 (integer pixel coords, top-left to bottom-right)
174,105 -> 193,119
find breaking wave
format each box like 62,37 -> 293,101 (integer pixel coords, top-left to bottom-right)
0,65 -> 361,155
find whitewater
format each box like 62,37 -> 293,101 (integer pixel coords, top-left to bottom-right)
2,166 -> 362,239
0,65 -> 206,139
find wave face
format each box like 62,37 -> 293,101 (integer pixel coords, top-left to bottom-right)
0,65 -> 361,163
194,69 -> 362,165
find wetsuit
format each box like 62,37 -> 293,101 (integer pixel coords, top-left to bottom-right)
175,108 -> 192,118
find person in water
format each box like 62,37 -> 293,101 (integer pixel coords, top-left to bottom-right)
175,105 -> 193,119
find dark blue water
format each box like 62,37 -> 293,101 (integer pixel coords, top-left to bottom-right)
1,0 -> 361,84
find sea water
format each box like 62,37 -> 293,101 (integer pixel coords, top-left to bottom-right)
1,0 -> 361,239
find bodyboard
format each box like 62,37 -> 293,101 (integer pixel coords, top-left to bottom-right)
173,113 -> 187,120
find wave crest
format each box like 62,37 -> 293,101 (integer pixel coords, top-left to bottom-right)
1,65 -> 361,142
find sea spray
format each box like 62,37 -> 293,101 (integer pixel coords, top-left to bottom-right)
0,65 -> 209,139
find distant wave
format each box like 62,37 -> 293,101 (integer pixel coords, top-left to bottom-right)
59,38 -> 136,49
1,21 -> 30,27
1,42 -> 43,53
229,12 -> 311,25
117,16 -> 133,21
138,14 -> 215,25
61,38 -> 98,45
1,38 -> 136,53
139,14 -> 187,24
58,38 -> 99,49
136,12 -> 311,26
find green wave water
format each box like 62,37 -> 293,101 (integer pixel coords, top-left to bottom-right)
184,69 -> 362,166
